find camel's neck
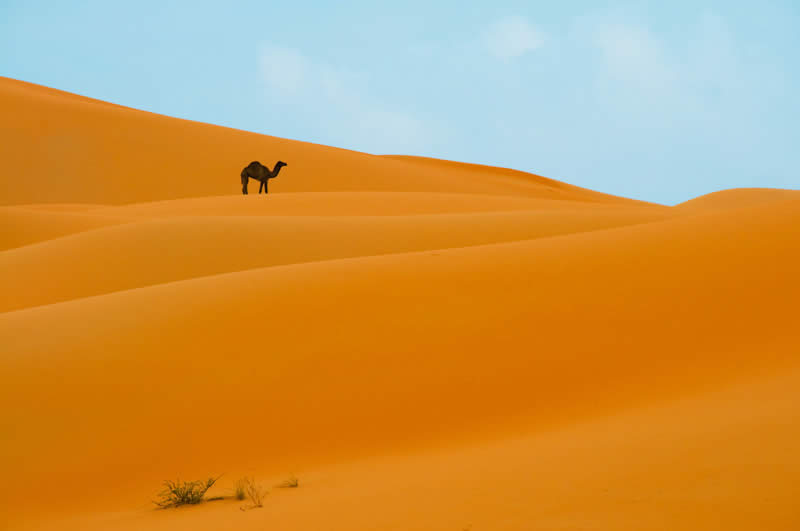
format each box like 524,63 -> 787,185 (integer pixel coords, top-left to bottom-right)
271,164 -> 284,178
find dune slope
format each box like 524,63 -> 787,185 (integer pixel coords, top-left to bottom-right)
1,77 -> 798,531
25,367 -> 800,531
0,76 -> 647,206
0,204 -> 670,312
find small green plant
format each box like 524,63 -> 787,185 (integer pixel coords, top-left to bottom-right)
154,476 -> 221,508
276,475 -> 299,488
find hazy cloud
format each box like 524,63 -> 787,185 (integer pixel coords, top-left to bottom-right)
258,45 -> 436,154
485,16 -> 544,59
259,46 -> 309,96
575,13 -> 743,114
590,21 -> 677,93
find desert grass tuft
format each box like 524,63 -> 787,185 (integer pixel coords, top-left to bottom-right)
233,477 -> 247,501
154,476 -> 221,508
276,475 -> 299,488
237,476 -> 267,510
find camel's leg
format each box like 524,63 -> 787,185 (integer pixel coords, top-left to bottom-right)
242,181 -> 248,195
259,180 -> 264,194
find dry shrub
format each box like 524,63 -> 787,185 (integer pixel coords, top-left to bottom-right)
238,476 -> 267,510
154,476 -> 220,508
276,475 -> 299,488
233,477 -> 247,501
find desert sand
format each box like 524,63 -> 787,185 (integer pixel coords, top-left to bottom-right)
1,75 -> 799,530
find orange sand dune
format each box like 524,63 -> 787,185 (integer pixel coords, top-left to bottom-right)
1,77 -> 799,530
0,206 -> 130,250
1,76 -> 643,206
380,155 -> 659,205
3,199 -> 798,527
7,192 -> 642,250
0,205 -> 669,312
674,187 -> 800,212
26,367 -> 800,531
90,191 -> 665,219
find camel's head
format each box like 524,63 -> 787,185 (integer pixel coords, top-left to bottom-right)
277,160 -> 288,168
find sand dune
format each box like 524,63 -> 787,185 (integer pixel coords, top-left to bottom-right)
0,204 -> 670,312
89,191 -> 661,219
0,206 -> 130,250
26,367 -> 800,531
674,187 -> 800,212
1,76 -> 643,206
4,192 -> 622,251
1,77 -> 799,530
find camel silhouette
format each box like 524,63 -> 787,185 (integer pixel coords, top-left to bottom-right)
241,160 -> 287,195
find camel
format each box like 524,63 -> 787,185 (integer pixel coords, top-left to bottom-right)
240,160 -> 287,195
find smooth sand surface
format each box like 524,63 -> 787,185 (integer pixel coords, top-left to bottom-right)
2,76 -> 798,530
674,188 -> 800,212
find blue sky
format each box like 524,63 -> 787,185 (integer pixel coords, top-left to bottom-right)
1,1 -> 798,204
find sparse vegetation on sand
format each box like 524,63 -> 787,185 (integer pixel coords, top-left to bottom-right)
238,476 -> 267,510
276,475 -> 299,488
233,477 -> 247,501
154,476 -> 221,508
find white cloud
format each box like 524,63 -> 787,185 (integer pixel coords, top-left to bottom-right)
484,16 -> 544,60
590,20 -> 678,96
568,9 -> 782,162
350,109 -> 427,150
259,46 -> 309,96
578,12 -> 759,117
258,45 -> 437,154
